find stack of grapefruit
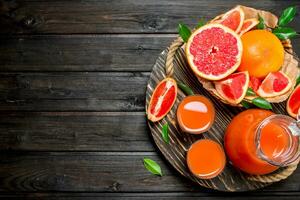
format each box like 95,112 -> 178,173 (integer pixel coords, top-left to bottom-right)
185,5 -> 299,116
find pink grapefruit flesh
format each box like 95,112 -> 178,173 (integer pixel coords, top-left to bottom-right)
238,18 -> 259,35
287,85 -> 300,118
186,24 -> 243,81
257,71 -> 292,98
147,78 -> 177,122
249,76 -> 262,92
215,71 -> 249,104
215,6 -> 245,33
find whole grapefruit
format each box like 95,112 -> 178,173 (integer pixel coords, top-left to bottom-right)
238,30 -> 284,78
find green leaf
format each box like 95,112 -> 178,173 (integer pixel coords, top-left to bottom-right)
178,23 -> 191,42
161,122 -> 169,144
143,158 -> 162,176
278,6 -> 297,27
196,18 -> 206,28
246,88 -> 256,96
296,75 -> 300,87
257,14 -> 265,29
273,27 -> 298,40
178,82 -> 194,95
241,100 -> 252,109
252,97 -> 272,110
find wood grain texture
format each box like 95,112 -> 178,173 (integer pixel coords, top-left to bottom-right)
0,111 -> 153,151
146,49 -> 298,191
0,0 -> 299,197
2,192 -> 300,199
0,35 -> 298,72
0,152 -> 299,192
0,72 -> 148,111
0,0 -> 299,34
0,35 -> 174,72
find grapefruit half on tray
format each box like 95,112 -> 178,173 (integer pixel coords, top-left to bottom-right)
185,24 -> 243,81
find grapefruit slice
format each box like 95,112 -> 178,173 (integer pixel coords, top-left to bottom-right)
238,18 -> 259,36
287,85 -> 300,118
147,78 -> 177,122
213,6 -> 245,33
185,24 -> 243,81
249,76 -> 262,92
257,72 -> 292,98
215,71 -> 249,104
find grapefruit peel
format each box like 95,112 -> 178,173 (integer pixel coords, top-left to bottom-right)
214,71 -> 249,104
287,85 -> 300,119
238,18 -> 259,35
147,78 -> 177,122
185,23 -> 243,81
257,72 -> 293,98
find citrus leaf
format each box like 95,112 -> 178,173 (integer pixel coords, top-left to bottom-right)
278,6 -> 297,27
161,122 -> 169,144
273,27 -> 297,40
143,158 -> 162,176
296,75 -> 300,87
241,100 -> 252,109
246,88 -> 256,96
178,82 -> 194,95
257,14 -> 265,29
252,97 -> 272,110
196,18 -> 206,28
178,23 -> 191,42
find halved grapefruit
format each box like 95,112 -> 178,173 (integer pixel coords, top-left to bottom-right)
147,78 -> 177,122
185,24 -> 243,81
238,18 -> 259,36
257,71 -> 292,98
215,71 -> 249,104
287,85 -> 300,118
213,6 -> 245,33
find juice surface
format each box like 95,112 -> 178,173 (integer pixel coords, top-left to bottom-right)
187,139 -> 226,179
260,122 -> 289,160
225,109 -> 282,175
177,95 -> 215,134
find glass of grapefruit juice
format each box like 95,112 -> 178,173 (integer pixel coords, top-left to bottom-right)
187,139 -> 226,179
225,109 -> 300,175
177,95 -> 215,134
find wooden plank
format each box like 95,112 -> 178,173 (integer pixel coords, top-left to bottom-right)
1,192 -> 300,199
0,112 -> 153,151
0,35 -> 299,72
0,35 -> 174,72
0,152 -> 299,192
0,0 -> 299,34
0,72 -> 148,111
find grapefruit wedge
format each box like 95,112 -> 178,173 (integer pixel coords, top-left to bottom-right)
238,18 -> 259,36
249,76 -> 262,92
213,6 -> 245,33
215,71 -> 249,104
147,78 -> 177,122
186,24 -> 243,81
257,72 -> 292,98
287,85 -> 300,118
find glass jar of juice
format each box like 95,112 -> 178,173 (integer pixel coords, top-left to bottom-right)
225,109 -> 300,175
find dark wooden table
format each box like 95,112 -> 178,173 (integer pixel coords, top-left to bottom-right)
0,0 -> 299,199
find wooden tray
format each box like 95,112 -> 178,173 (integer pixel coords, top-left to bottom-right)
145,48 -> 294,192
